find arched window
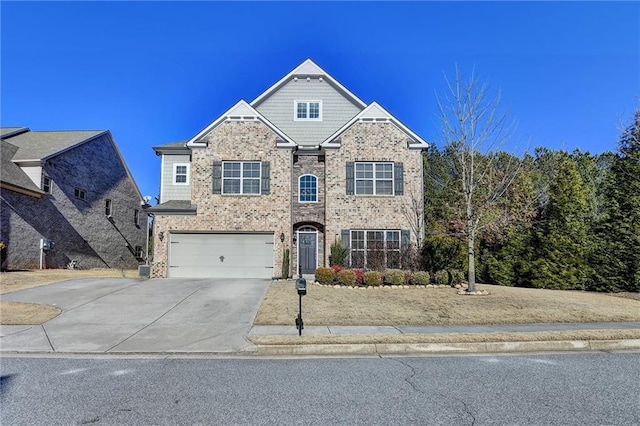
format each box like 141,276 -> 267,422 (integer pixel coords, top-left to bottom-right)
299,174 -> 317,202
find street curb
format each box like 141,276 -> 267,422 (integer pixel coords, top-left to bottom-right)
255,339 -> 640,356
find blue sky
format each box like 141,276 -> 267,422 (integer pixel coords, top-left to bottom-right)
2,1 -> 638,200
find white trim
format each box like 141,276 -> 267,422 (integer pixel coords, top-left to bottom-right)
293,100 -> 323,121
186,100 -> 296,148
298,174 -> 318,203
251,59 -> 367,109
296,226 -> 319,274
321,101 -> 429,149
221,161 -> 261,195
349,229 -> 401,269
159,154 -> 165,203
355,162 -> 394,196
173,163 -> 190,185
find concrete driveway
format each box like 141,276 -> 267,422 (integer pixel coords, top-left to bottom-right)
0,278 -> 270,354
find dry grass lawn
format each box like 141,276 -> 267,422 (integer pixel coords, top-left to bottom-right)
249,329 -> 640,346
0,269 -> 138,325
0,268 -> 138,294
0,301 -> 61,325
254,281 -> 640,326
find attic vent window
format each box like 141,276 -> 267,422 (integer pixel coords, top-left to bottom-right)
295,101 -> 322,121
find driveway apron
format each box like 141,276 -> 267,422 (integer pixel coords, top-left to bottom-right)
0,278 -> 270,353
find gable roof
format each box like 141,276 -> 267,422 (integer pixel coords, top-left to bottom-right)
0,140 -> 44,197
1,129 -> 106,162
0,128 -> 144,201
0,127 -> 29,139
186,100 -> 296,148
250,58 -> 367,110
321,102 -> 430,150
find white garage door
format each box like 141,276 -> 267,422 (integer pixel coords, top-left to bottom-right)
169,233 -> 274,279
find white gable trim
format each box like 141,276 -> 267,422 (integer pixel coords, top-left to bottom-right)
321,102 -> 429,150
250,58 -> 367,109
186,100 -> 296,148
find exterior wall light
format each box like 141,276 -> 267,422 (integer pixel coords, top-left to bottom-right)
158,231 -> 164,242
280,233 -> 285,243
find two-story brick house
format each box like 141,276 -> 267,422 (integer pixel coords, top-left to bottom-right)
148,59 -> 428,279
1,128 -> 147,270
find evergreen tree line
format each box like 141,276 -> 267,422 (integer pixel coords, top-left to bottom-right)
421,111 -> 640,292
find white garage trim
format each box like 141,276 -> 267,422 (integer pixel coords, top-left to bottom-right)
168,232 -> 274,279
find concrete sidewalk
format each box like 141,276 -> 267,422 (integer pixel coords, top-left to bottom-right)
1,277 -> 638,356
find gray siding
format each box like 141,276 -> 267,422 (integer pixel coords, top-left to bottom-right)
255,78 -> 362,146
161,154 -> 191,202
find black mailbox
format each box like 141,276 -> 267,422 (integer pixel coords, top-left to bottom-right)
296,277 -> 307,296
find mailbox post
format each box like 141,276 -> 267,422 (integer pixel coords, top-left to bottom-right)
295,274 -> 307,336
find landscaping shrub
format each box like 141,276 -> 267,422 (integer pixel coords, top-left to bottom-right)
404,271 -> 413,285
449,269 -> 465,285
337,269 -> 357,286
434,270 -> 449,285
364,271 -> 383,286
330,240 -> 348,267
331,264 -> 344,275
411,271 -> 430,285
384,269 -> 404,285
281,248 -> 290,278
353,269 -> 365,286
315,267 -> 335,284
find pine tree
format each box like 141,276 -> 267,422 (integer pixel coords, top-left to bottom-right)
529,157 -> 593,289
592,111 -> 640,292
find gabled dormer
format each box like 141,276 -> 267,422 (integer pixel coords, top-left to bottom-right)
251,59 -> 367,146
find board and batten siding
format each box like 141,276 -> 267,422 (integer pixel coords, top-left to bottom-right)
161,154 -> 191,202
254,77 -> 363,146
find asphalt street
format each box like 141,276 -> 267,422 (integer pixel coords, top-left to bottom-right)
2,352 -> 639,425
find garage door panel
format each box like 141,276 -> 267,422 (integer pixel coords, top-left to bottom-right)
169,233 -> 274,279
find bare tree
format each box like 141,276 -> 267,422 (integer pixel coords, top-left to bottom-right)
436,67 -> 522,292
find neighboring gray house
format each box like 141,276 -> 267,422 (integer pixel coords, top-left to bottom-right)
0,127 -> 147,270
149,59 -> 429,279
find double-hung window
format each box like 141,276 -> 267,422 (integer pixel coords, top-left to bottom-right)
222,161 -> 261,194
355,162 -> 393,195
299,174 -> 317,202
174,164 -> 189,185
295,101 -> 322,121
42,176 -> 52,193
349,230 -> 401,269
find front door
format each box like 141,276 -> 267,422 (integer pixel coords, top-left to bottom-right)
298,232 -> 317,274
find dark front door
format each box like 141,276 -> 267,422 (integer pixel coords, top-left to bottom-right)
299,232 -> 317,274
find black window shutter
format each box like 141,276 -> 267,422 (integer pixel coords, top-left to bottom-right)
346,162 -> 354,195
394,162 -> 404,195
212,161 -> 222,194
261,161 -> 271,195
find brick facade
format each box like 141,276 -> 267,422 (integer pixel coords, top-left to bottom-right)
0,134 -> 146,269
149,60 -> 428,278
151,121 -> 292,278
